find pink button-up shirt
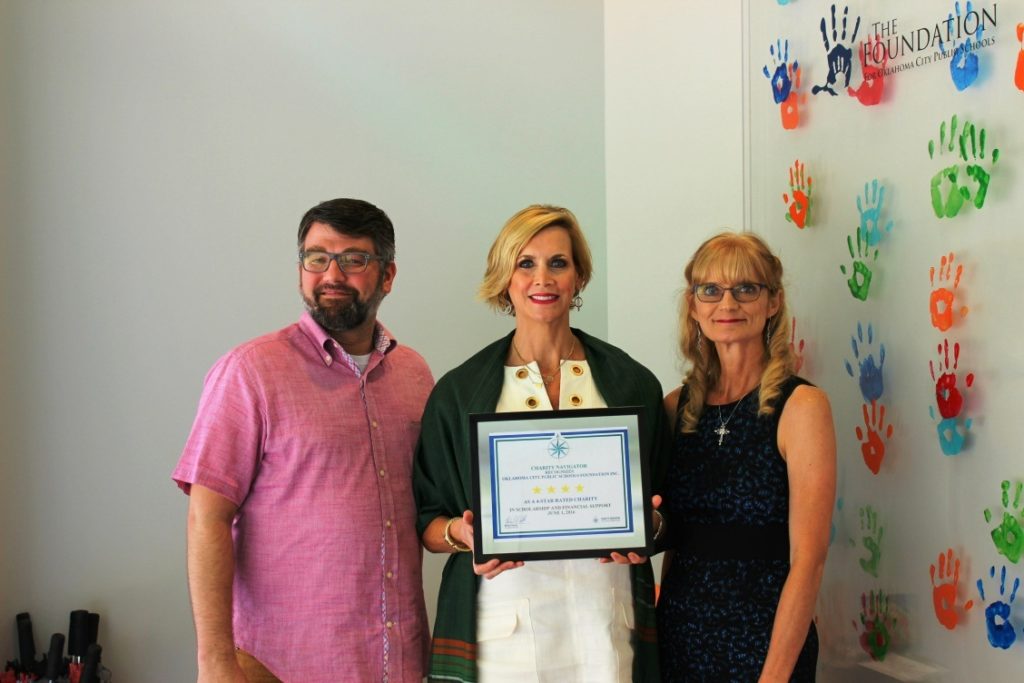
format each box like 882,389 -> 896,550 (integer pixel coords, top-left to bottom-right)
173,313 -> 433,682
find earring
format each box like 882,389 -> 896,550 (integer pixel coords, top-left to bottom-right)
502,298 -> 515,316
765,317 -> 773,347
696,327 -> 703,353
571,294 -> 583,311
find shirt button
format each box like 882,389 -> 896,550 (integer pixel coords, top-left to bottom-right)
571,364 -> 584,376
323,355 -> 332,363
515,368 -> 529,380
386,571 -> 394,579
385,519 -> 393,528
526,396 -> 539,409
569,394 -> 582,407
372,420 -> 379,429
379,469 -> 386,477
386,621 -> 394,629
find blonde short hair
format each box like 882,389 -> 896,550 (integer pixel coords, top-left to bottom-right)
478,205 -> 593,312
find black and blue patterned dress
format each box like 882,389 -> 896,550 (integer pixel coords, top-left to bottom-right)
657,376 -> 817,682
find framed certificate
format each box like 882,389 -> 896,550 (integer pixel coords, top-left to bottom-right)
469,407 -> 652,563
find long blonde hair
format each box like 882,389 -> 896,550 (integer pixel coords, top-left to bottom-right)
678,231 -> 796,432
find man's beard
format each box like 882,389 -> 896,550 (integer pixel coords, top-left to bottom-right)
304,280 -> 384,333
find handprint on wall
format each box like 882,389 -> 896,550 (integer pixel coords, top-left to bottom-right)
984,480 -> 1024,564
839,230 -> 878,301
762,40 -> 804,130
854,590 -> 896,661
812,4 -> 861,96
928,405 -> 972,456
858,505 -> 884,577
938,2 -> 985,91
929,338 -> 973,419
856,401 -> 893,475
929,253 -> 968,332
782,160 -> 812,227
976,565 -> 1020,649
1016,23 -> 1024,91
848,35 -> 887,106
845,322 -> 885,402
929,548 -> 973,630
856,179 -> 894,246
927,114 -> 999,219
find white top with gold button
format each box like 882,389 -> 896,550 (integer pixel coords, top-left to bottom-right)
475,359 -> 634,683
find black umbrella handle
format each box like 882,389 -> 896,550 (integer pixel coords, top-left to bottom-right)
81,643 -> 102,683
68,610 -> 90,659
43,632 -> 64,680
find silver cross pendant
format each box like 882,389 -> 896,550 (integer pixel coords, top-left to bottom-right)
715,424 -> 729,446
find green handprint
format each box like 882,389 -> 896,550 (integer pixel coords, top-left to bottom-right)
857,590 -> 894,661
859,505 -> 884,577
927,114 -> 1000,218
984,480 -> 1024,563
839,229 -> 878,301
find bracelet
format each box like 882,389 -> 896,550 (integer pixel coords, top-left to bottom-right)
652,509 -> 666,542
443,517 -> 471,553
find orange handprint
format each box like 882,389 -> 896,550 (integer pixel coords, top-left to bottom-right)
855,401 -> 893,475
929,252 -> 968,332
849,35 -> 887,106
781,65 -> 804,129
782,160 -> 813,229
930,548 -> 974,630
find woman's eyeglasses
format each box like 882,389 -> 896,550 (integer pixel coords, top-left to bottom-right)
692,282 -> 769,303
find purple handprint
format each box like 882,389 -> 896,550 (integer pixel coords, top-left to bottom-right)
844,322 -> 885,403
813,4 -> 861,96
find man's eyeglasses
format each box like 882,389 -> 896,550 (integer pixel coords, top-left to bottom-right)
299,250 -> 385,274
692,282 -> 769,303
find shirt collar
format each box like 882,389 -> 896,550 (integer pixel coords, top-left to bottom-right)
299,312 -> 395,367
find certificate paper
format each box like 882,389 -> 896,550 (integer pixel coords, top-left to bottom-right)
470,407 -> 652,562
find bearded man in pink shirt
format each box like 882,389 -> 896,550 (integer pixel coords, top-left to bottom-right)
173,198 -> 434,683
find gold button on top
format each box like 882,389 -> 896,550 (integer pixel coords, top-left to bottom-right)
571,364 -> 584,376
385,519 -> 393,528
526,396 -> 540,409
386,571 -> 394,579
569,394 -> 582,407
516,368 -> 529,380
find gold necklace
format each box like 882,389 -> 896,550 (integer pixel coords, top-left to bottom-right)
511,336 -> 577,386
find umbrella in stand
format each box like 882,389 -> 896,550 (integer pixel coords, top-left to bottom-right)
3,612 -> 43,682
40,633 -> 66,683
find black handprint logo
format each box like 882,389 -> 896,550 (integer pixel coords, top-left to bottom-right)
813,4 -> 861,97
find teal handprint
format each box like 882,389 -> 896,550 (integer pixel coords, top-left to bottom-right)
857,179 -> 894,246
984,480 -> 1024,563
927,114 -> 999,219
839,229 -> 878,301
859,505 -> 884,577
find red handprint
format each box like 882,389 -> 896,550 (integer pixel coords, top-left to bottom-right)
929,548 -> 974,630
848,35 -> 887,106
790,317 -> 806,373
1016,23 -> 1024,92
929,252 -> 968,332
929,339 -> 974,419
781,65 -> 804,129
855,401 -> 893,475
782,159 -> 812,229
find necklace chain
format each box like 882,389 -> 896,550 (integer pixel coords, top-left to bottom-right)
714,392 -> 749,447
511,336 -> 577,386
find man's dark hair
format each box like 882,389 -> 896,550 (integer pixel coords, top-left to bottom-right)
297,198 -> 396,263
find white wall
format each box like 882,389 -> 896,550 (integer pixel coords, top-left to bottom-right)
0,2 -> 607,679
605,2 -> 746,390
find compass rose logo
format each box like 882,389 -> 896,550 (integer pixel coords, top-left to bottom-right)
548,432 -> 569,459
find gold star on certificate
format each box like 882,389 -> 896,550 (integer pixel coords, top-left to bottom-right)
532,486 -> 541,494
548,485 -> 556,493
576,484 -> 584,492
561,484 -> 570,493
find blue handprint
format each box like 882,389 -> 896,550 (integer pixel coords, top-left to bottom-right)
844,322 -> 885,402
763,39 -> 796,104
939,2 -> 984,91
812,4 -> 861,96
976,565 -> 1020,650
857,179 -> 894,247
